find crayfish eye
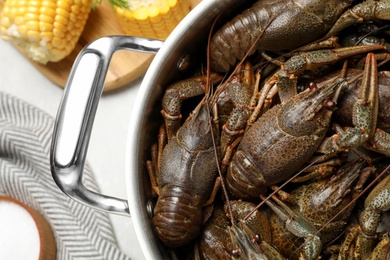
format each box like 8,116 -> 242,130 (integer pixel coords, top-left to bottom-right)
323,99 -> 336,110
309,82 -> 318,92
231,248 -> 241,258
252,234 -> 261,243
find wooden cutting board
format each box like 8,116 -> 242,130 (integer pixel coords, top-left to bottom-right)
15,0 -> 202,92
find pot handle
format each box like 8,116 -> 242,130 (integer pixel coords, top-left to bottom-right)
50,36 -> 163,216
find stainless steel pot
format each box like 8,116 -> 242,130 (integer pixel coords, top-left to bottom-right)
50,1 -> 249,259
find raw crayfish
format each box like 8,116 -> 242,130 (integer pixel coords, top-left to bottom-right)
146,0 -> 390,256
195,200 -> 284,260
225,48 -> 386,201
146,74 -> 223,248
210,0 -> 390,72
147,49 -> 390,255
265,158 -> 373,259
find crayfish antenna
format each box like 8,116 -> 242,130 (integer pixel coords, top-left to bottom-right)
209,13 -> 280,227
204,12 -> 235,224
213,13 -> 279,109
241,155 -> 328,222
204,11 -> 278,225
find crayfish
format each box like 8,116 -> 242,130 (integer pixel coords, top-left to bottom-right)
265,158 -> 374,259
146,74 -> 222,248
225,48 -> 384,201
144,0 -> 390,258
210,0 -> 390,72
195,200 -> 283,260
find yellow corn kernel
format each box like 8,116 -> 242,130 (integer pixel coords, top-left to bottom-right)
0,0 -> 92,64
39,13 -> 54,25
114,0 -> 191,41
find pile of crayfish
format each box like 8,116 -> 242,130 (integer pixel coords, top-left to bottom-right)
145,0 -> 390,259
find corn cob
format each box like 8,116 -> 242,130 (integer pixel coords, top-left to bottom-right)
0,0 -> 92,64
113,0 -> 191,41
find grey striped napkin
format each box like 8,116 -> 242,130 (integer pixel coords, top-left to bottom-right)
0,92 -> 131,260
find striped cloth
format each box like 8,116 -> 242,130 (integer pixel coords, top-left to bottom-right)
0,92 -> 130,260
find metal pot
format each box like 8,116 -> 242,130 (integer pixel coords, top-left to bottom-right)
50,1 -> 249,259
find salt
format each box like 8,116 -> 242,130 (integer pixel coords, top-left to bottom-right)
0,200 -> 40,260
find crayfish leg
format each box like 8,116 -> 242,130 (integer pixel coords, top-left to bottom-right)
365,128 -> 390,157
338,224 -> 360,260
146,124 -> 168,196
274,44 -> 383,104
319,53 -> 380,154
261,195 -> 322,260
369,237 -> 390,260
325,0 -> 390,38
202,177 -> 222,207
146,159 -> 160,196
161,73 -> 222,140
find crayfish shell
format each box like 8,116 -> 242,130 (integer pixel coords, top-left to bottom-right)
152,184 -> 203,248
